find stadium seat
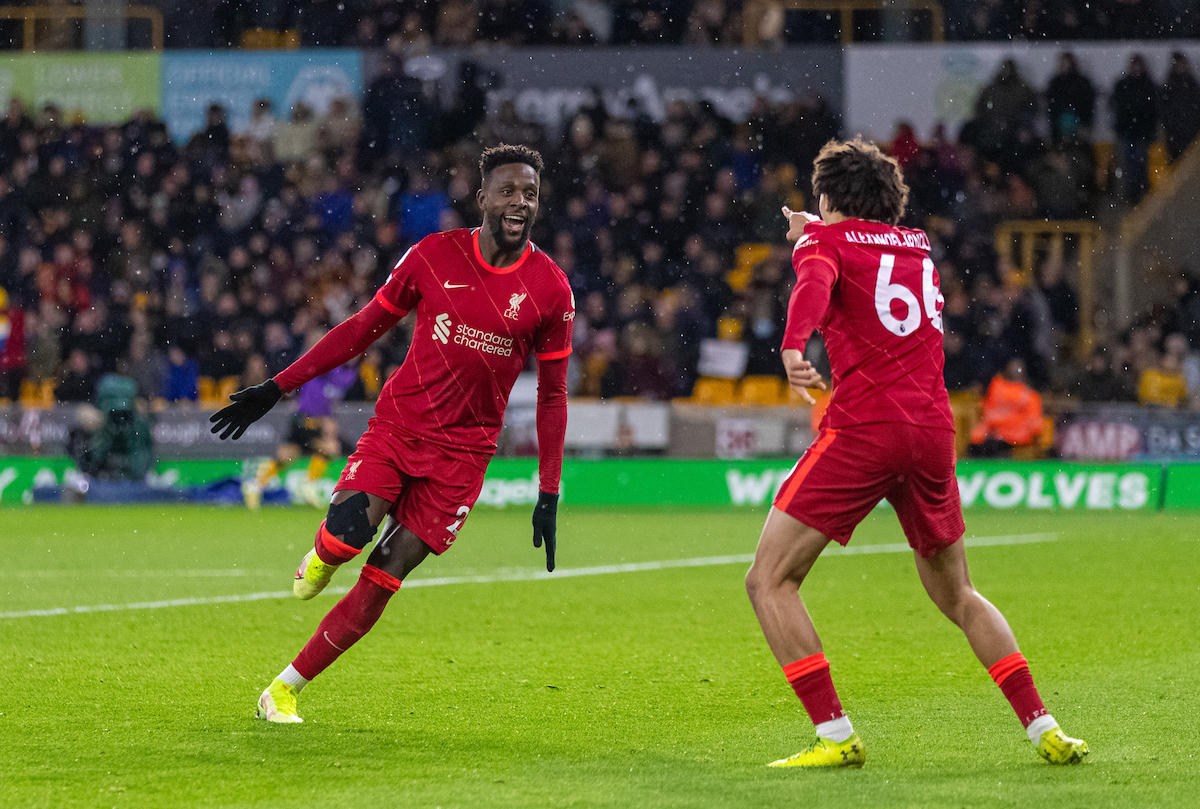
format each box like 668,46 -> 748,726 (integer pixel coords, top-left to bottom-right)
19,379 -> 39,407
217,376 -> 241,403
738,375 -> 786,406
197,376 -> 218,405
39,379 -> 55,408
730,243 -> 772,291
716,316 -> 743,341
690,377 -> 737,406
948,389 -> 982,458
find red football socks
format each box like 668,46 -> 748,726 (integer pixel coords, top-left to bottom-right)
291,565 -> 401,681
783,653 -> 846,725
314,520 -> 361,565
988,652 -> 1048,728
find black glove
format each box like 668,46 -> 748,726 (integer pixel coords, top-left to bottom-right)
209,379 -> 282,440
531,491 -> 558,572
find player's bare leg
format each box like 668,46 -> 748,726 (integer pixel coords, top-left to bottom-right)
913,538 -> 1018,667
746,507 -> 863,767
914,539 -> 1088,764
745,507 -> 829,665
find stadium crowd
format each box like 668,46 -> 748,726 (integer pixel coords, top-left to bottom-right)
156,0 -> 1200,49
1,47 -> 1199,419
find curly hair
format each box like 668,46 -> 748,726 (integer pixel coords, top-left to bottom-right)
479,144 -> 544,181
811,137 -> 909,226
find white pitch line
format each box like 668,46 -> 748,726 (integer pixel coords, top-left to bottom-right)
0,532 -> 1055,620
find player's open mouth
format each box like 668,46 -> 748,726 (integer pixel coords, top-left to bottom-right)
502,215 -> 526,236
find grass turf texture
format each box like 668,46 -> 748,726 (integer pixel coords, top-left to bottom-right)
2,505 -> 1197,808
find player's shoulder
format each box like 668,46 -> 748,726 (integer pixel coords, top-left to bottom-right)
528,241 -> 571,287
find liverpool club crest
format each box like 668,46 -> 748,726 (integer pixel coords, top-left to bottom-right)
504,292 -> 527,320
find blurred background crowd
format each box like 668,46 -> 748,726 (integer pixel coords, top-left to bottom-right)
123,0 -> 1200,49
0,35 -> 1199,425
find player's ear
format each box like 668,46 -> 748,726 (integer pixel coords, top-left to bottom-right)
476,185 -> 486,211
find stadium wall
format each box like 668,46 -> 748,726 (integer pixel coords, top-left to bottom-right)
3,455 -> 1198,511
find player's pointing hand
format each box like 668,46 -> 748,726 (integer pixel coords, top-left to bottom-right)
209,379 -> 283,440
531,491 -> 558,572
782,205 -> 821,243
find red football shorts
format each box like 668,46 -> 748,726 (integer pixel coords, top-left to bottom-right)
334,417 -> 490,554
773,422 -> 965,558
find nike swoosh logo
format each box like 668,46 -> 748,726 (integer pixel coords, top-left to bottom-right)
323,631 -> 348,652
443,281 -> 469,289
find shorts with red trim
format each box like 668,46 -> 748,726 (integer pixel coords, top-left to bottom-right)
773,422 -> 965,558
334,416 -> 490,555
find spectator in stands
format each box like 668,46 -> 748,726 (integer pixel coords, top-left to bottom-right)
1045,52 -> 1096,146
0,285 -> 24,400
316,97 -> 362,162
969,357 -> 1044,457
1075,348 -> 1136,403
969,59 -> 1038,172
274,103 -> 318,164
437,0 -> 480,46
56,347 -> 98,403
164,345 -> 199,403
1138,338 -> 1188,408
1160,52 -> 1200,162
1110,53 -> 1160,205
247,98 -> 276,150
116,331 -> 167,402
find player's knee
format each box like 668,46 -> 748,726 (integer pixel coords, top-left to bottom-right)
745,563 -> 768,603
326,492 -> 378,551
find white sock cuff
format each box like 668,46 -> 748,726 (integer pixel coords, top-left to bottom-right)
279,664 -> 310,693
1026,713 -> 1057,744
814,715 -> 855,743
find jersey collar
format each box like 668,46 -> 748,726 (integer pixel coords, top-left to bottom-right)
472,227 -> 532,275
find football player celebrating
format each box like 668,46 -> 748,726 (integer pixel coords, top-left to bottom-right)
210,145 -> 573,723
745,137 -> 1087,767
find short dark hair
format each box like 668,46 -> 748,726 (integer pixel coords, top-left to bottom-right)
479,144 -> 544,181
811,137 -> 909,226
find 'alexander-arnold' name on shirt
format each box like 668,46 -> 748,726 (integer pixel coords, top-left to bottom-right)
843,230 -> 931,250
456,324 -> 515,356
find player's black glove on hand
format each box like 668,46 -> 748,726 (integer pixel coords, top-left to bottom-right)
209,379 -> 282,440
531,491 -> 558,572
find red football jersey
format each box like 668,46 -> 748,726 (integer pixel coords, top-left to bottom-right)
373,228 -> 574,452
783,218 -> 953,431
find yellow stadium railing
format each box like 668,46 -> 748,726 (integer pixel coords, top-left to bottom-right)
747,0 -> 944,44
0,4 -> 163,50
993,219 -> 1101,359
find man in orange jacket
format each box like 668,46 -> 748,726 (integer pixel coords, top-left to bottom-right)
970,358 -> 1043,456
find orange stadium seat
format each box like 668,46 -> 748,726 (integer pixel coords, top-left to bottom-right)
217,376 -> 241,403
690,377 -> 737,406
197,376 -> 218,405
738,375 -> 786,406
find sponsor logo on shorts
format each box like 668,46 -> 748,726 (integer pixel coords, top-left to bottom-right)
433,313 -> 452,344
504,292 -> 527,320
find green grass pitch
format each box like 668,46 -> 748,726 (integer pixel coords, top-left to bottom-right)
2,503 -> 1197,808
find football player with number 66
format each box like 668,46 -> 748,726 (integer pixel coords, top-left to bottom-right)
745,137 -> 1088,768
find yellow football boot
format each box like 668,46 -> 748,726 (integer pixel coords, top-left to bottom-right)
256,679 -> 303,724
293,549 -> 340,600
1036,726 -> 1088,764
768,733 -> 865,768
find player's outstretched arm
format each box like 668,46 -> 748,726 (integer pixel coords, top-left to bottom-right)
209,379 -> 282,440
532,356 -> 568,571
